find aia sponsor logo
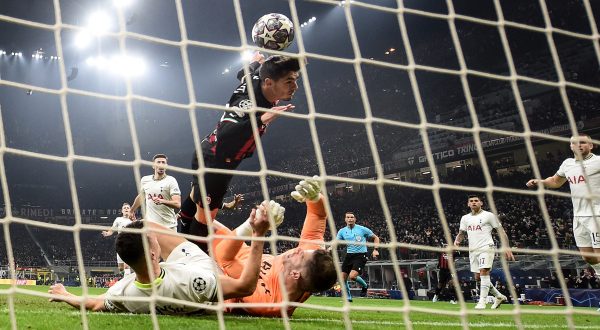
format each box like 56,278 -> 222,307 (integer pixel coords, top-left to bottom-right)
567,175 -> 586,184
467,225 -> 482,231
147,193 -> 165,200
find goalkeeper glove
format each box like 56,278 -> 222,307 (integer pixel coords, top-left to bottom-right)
268,200 -> 285,228
291,176 -> 321,203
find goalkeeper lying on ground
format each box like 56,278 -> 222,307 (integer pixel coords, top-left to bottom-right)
202,177 -> 338,317
47,202 -> 273,315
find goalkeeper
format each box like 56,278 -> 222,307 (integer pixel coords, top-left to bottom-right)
48,203 -> 272,314
207,177 -> 337,317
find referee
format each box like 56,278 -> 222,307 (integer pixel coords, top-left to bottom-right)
336,212 -> 380,302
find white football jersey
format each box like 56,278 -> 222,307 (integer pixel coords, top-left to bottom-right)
104,242 -> 220,315
459,210 -> 500,251
556,153 -> 600,217
111,217 -> 132,234
139,175 -> 181,228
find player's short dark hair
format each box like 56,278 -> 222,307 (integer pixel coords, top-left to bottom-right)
303,249 -> 337,293
467,194 -> 481,201
115,221 -> 146,267
153,154 -> 168,161
259,56 -> 300,82
345,211 -> 355,216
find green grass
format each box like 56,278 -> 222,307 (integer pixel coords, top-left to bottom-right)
1,285 -> 599,329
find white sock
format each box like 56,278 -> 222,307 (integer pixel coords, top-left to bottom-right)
235,219 -> 253,237
479,276 -> 492,303
488,282 -> 501,297
124,268 -> 131,276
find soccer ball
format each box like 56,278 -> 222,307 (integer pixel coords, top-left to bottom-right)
252,13 -> 295,51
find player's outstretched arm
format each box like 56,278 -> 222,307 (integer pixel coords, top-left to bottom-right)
222,194 -> 245,210
236,52 -> 264,81
129,193 -> 143,220
291,176 -> 321,203
48,283 -> 106,312
260,104 -> 295,126
526,175 -> 567,189
219,202 -> 270,299
292,177 -> 328,249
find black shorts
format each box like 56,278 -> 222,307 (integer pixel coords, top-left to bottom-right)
191,152 -> 235,210
192,172 -> 233,210
438,268 -> 451,285
341,253 -> 368,274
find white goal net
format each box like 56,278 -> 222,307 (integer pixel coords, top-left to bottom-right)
0,0 -> 599,329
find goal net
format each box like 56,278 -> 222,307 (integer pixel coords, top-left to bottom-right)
1,0 -> 599,329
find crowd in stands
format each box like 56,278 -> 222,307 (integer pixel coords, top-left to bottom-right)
0,147 -> 587,271
223,151 -> 576,262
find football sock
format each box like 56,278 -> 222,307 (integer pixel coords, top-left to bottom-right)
355,276 -> 368,288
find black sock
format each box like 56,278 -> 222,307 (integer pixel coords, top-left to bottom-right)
180,196 -> 196,223
189,220 -> 209,254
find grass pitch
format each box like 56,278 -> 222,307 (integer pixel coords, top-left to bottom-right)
1,285 -> 599,329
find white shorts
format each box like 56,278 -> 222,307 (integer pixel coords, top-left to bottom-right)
116,253 -> 124,264
167,242 -> 215,273
470,248 -> 495,273
573,216 -> 600,249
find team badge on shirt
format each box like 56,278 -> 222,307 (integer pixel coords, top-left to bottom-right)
193,277 -> 206,293
235,99 -> 253,117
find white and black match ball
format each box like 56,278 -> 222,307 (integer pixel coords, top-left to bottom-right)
252,13 -> 295,51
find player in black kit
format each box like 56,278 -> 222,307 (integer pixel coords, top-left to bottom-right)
178,52 -> 301,244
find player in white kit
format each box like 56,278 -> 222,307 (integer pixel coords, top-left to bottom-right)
527,134 -> 600,276
454,195 -> 515,310
48,201 -> 273,314
102,203 -> 134,274
130,154 -> 181,230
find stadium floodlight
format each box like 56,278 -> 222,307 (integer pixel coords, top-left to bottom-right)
110,55 -> 146,77
309,17 -> 316,22
85,57 -> 96,66
87,11 -> 111,34
75,31 -> 93,49
16,52 -> 22,57
241,50 -> 254,62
